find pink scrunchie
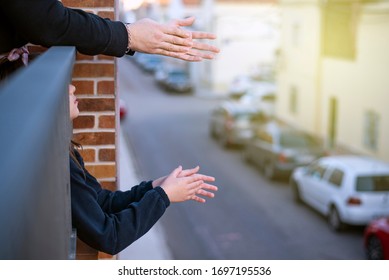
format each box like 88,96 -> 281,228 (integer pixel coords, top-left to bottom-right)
6,46 -> 29,65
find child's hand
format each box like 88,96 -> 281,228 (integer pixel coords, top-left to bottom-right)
160,166 -> 217,203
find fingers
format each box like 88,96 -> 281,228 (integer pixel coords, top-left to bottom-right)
192,195 -> 206,203
171,165 -> 183,178
164,24 -> 192,39
159,51 -> 203,62
191,31 -> 217,40
192,40 -> 220,54
197,188 -> 215,198
179,166 -> 200,177
174,16 -> 196,28
200,183 -> 218,191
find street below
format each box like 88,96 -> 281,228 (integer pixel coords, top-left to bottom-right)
118,57 -> 365,260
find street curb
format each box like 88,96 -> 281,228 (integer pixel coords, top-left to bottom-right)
117,129 -> 173,260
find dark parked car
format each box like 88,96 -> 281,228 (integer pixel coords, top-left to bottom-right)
243,121 -> 325,180
160,70 -> 193,93
364,216 -> 389,260
209,102 -> 268,148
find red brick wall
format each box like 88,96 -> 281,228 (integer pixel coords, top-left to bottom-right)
62,0 -> 119,260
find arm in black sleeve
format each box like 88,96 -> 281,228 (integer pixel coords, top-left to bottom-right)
1,0 -> 128,56
70,158 -> 170,255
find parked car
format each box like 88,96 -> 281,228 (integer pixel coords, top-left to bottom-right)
160,69 -> 193,93
290,155 -> 389,231
119,98 -> 127,120
133,53 -> 162,73
141,55 -> 162,73
243,121 -> 324,180
227,75 -> 253,99
209,102 -> 268,148
364,216 -> 389,260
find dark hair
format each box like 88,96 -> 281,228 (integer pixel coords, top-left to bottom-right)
70,140 -> 86,179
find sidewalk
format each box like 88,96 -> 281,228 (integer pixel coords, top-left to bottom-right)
116,129 -> 173,260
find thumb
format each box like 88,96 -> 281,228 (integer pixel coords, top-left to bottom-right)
171,165 -> 183,178
176,16 -> 195,27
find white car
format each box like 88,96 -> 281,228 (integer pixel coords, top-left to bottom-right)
290,155 -> 389,231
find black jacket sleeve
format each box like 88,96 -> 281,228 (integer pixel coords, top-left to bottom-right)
0,0 -> 128,56
70,153 -> 170,255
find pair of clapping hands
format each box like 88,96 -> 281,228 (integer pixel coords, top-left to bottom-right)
152,166 -> 218,203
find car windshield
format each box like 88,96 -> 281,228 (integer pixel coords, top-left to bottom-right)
280,131 -> 318,148
356,175 -> 389,192
170,72 -> 187,79
233,112 -> 256,122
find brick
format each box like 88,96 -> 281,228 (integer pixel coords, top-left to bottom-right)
79,148 -> 96,162
76,239 -> 98,260
72,80 -> 94,95
100,181 -> 117,191
62,0 -> 114,8
98,11 -> 114,20
98,252 -> 114,260
78,98 -> 115,112
73,63 -> 114,78
99,148 -> 116,161
76,53 -> 94,61
97,80 -> 115,95
73,115 -> 95,129
86,164 -> 116,179
97,55 -> 114,61
73,132 -> 115,145
99,115 -> 115,128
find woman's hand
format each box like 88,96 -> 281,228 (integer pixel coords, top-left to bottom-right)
129,17 -> 219,61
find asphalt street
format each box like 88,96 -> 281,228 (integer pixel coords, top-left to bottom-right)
118,57 -> 365,260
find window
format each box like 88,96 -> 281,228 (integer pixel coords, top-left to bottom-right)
291,22 -> 301,48
356,176 -> 389,192
321,1 -> 357,60
363,110 -> 380,151
306,163 -> 327,180
289,86 -> 298,114
328,168 -> 344,187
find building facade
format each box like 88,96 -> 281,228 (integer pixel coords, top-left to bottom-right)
276,0 -> 389,161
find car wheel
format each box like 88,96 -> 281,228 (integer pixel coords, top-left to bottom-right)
209,125 -> 217,139
219,133 -> 230,149
366,235 -> 384,260
291,180 -> 302,203
264,161 -> 276,180
328,206 -> 344,231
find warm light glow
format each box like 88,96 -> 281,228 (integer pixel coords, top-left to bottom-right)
122,0 -> 158,11
122,0 -> 144,11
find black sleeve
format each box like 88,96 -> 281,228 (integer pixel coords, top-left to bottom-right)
70,157 -> 170,255
95,179 -> 156,213
1,0 -> 128,56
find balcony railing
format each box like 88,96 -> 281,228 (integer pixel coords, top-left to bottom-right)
0,47 -> 76,259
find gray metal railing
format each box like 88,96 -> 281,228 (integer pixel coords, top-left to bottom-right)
0,47 -> 76,259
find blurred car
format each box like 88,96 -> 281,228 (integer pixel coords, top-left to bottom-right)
160,69 -> 193,93
243,121 -> 324,180
238,81 -> 277,116
141,55 -> 162,73
364,216 -> 389,260
119,98 -> 127,120
290,155 -> 389,231
209,102 -> 269,148
133,53 -> 162,73
227,75 -> 253,99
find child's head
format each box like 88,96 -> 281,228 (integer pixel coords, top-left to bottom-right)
69,84 -> 79,120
